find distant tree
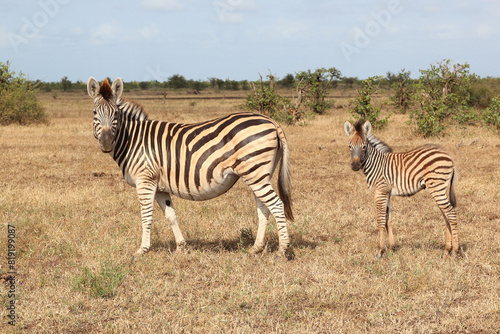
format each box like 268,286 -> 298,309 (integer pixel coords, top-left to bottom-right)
279,73 -> 295,88
215,78 -> 225,90
341,77 -> 357,88
168,74 -> 187,89
139,81 -> 150,90
61,76 -> 72,92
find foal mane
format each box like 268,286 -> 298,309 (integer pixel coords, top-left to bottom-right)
354,119 -> 393,154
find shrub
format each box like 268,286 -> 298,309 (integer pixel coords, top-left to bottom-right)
410,59 -> 476,136
349,76 -> 390,129
0,62 -> 47,125
390,69 -> 414,113
295,67 -> 342,114
483,97 -> 500,131
243,73 -> 297,125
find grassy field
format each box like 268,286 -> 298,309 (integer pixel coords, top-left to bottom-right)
0,89 -> 499,333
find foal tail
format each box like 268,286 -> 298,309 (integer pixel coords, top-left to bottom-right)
275,123 -> 294,222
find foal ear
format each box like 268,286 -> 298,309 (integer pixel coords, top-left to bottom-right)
111,77 -> 124,99
344,121 -> 354,136
362,120 -> 372,136
87,77 -> 100,98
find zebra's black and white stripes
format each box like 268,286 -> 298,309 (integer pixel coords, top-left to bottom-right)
344,119 -> 458,258
88,77 -> 294,259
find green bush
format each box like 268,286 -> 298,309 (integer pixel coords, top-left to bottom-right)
411,59 -> 476,136
483,97 -> 500,131
0,62 -> 47,125
243,74 -> 297,125
295,67 -> 342,114
390,69 -> 414,113
350,76 -> 390,129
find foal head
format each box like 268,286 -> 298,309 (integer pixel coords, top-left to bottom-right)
343,119 -> 372,171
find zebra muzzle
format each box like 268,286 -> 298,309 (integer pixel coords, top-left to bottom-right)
99,130 -> 114,153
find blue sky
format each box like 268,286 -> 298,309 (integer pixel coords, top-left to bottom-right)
1,0 -> 499,83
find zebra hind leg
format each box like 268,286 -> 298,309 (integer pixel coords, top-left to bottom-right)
247,181 -> 292,260
155,192 -> 187,253
249,195 -> 270,255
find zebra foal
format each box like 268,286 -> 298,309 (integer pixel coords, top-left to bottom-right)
87,77 -> 294,259
344,119 -> 459,258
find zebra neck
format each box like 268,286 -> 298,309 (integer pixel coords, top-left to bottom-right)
362,144 -> 385,176
117,98 -> 148,122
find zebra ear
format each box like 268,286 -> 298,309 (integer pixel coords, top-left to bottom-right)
344,121 -> 354,136
87,77 -> 100,98
111,77 -> 124,99
363,120 -> 372,136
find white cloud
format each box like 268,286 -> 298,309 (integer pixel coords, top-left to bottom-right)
141,0 -> 182,11
0,24 -> 11,49
271,17 -> 309,39
140,23 -> 159,39
429,24 -> 462,40
91,22 -> 121,44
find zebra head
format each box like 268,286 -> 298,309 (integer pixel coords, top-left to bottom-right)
344,119 -> 372,171
87,77 -> 124,153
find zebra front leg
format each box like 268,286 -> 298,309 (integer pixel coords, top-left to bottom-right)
374,191 -> 390,259
386,197 -> 395,252
155,192 -> 186,253
133,181 -> 157,260
249,196 -> 270,255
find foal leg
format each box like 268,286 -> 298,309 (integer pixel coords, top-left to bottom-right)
374,190 -> 390,259
155,192 -> 186,252
427,184 -> 459,256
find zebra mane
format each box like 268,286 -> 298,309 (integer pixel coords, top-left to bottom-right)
354,118 -> 393,153
117,98 -> 149,121
99,79 -> 113,100
367,134 -> 393,153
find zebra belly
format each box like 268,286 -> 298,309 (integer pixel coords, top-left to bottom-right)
158,170 -> 240,201
390,180 -> 425,196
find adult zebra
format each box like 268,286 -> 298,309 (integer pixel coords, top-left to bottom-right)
344,119 -> 459,258
87,77 -> 294,259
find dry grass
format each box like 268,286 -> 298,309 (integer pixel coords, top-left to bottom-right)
0,90 -> 499,333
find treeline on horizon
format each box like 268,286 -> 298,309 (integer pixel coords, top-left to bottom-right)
35,73 -> 500,98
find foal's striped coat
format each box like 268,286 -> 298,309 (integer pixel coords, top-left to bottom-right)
88,77 -> 294,259
344,119 -> 458,257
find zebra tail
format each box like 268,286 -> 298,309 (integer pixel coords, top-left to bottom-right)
449,168 -> 457,208
276,124 -> 294,222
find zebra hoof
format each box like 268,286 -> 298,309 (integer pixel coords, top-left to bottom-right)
132,248 -> 148,260
249,245 -> 264,256
275,248 -> 295,261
